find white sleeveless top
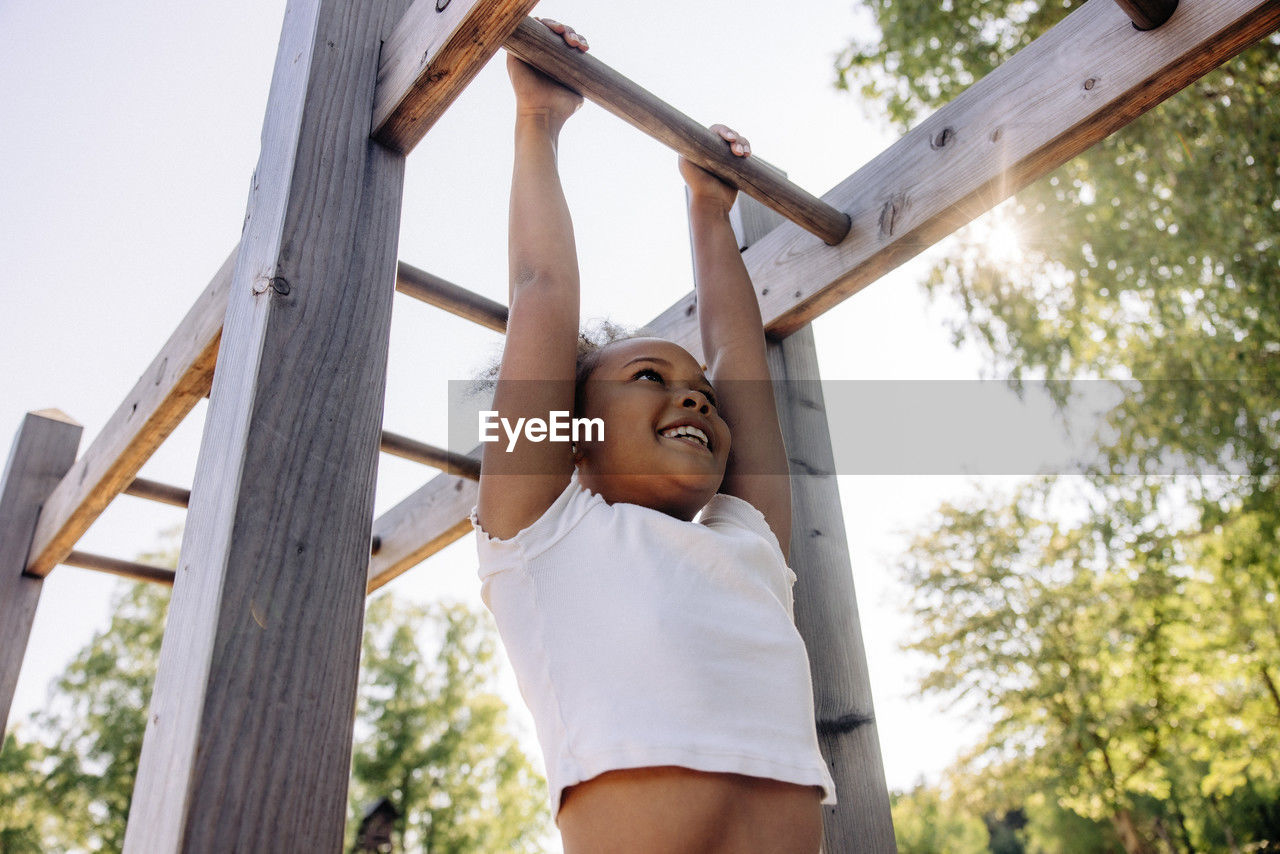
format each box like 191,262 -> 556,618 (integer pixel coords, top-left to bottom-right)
471,474 -> 836,815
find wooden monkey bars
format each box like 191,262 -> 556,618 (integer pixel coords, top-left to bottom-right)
16,0 -> 1277,592
3,0 -> 1279,849
503,18 -> 852,245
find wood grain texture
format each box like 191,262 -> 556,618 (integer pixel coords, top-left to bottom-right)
738,0 -> 1280,338
0,410 -> 81,739
396,260 -> 508,332
123,1 -> 411,850
25,248 -> 234,577
504,18 -> 851,245
372,0 -> 541,153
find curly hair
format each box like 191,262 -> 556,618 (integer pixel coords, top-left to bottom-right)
472,318 -> 638,416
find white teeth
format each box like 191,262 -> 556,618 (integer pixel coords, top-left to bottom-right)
660,424 -> 709,449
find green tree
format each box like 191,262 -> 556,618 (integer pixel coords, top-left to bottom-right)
33,582 -> 169,852
835,1 -> 1280,477
896,476 -> 1280,852
890,780 -> 989,854
348,594 -> 548,853
837,4 -> 1279,850
1,548 -> 546,852
0,732 -> 51,854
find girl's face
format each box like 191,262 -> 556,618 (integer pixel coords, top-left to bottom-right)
574,338 -> 731,520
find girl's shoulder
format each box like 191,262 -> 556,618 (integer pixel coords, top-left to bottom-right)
472,472 -> 600,567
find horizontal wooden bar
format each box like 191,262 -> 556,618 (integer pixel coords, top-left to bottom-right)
123,477 -> 192,509
62,550 -> 176,586
372,0 -> 541,153
651,0 -> 1280,341
25,248 -> 235,578
364,0 -> 1280,591
396,261 -> 508,332
503,18 -> 851,246
380,430 -> 482,480
1115,0 -> 1180,30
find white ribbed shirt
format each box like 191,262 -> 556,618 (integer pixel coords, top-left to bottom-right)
471,474 -> 836,815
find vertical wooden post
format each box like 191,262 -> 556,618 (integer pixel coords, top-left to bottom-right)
728,196 -> 897,852
0,410 -> 82,740
123,0 -> 410,850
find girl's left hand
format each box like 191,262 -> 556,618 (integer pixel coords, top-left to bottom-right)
679,124 -> 750,211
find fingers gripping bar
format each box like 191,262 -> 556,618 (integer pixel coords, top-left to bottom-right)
504,18 -> 852,246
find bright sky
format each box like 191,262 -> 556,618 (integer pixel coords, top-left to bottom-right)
0,0 -> 1035,813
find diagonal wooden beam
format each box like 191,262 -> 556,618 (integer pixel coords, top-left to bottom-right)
734,0 -> 1280,338
368,470 -> 477,592
25,249 -> 235,578
363,0 -> 1280,588
503,18 -> 851,246
372,0 -> 542,154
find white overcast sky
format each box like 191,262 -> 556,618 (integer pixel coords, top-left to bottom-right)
0,0 -> 1040,801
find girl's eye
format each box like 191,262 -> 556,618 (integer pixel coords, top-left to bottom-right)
634,368 -> 664,383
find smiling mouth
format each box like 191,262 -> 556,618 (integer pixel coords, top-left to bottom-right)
659,424 -> 712,452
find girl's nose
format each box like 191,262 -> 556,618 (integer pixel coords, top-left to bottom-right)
679,391 -> 712,414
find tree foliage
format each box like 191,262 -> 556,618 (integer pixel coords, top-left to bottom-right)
0,570 -> 546,852
837,5 -> 1279,851
895,476 -> 1279,852
838,0 -> 1280,482
348,595 -> 548,853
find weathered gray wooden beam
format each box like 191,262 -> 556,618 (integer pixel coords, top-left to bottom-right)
504,18 -> 851,246
372,0 -> 541,153
0,410 -> 81,740
368,471 -> 476,592
25,249 -> 233,578
123,1 -> 412,850
62,550 -> 176,586
396,260 -> 508,332
649,0 -> 1280,340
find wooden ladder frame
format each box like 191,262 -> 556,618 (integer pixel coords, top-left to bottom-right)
2,0 -> 1276,850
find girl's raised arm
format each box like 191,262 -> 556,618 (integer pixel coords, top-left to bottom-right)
476,21 -> 589,540
680,131 -> 792,559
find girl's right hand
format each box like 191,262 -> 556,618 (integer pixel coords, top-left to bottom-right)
508,19 -> 588,129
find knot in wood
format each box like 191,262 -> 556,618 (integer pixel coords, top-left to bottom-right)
1083,77 -> 1098,90
930,127 -> 956,150
435,0 -> 451,10
269,276 -> 291,295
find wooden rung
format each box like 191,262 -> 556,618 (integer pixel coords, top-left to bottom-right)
396,262 -> 508,333
1114,0 -> 1179,29
123,477 -> 192,508
503,18 -> 851,246
380,430 -> 481,480
62,550 -> 175,586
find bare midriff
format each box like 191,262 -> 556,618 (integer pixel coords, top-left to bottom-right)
557,766 -> 823,854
